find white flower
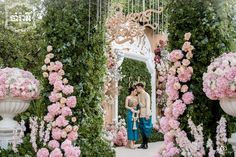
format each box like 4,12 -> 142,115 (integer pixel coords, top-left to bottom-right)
47,45 -> 53,52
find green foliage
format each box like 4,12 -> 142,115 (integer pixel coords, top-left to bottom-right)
42,0 -> 114,156
166,0 -> 236,153
118,58 -> 151,119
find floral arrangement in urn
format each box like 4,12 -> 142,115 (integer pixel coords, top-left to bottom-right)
203,52 -> 236,100
0,67 -> 40,100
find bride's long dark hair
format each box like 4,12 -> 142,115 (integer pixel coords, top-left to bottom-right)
128,86 -> 136,95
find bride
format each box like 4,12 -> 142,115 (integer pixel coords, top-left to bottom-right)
125,86 -> 139,149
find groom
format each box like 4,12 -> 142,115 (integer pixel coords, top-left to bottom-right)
135,82 -> 152,149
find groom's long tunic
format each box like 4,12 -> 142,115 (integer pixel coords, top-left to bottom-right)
138,91 -> 152,137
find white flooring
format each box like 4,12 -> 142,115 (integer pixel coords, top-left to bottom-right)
115,142 -> 163,157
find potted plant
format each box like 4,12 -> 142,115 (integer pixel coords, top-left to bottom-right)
203,52 -> 236,154
0,67 -> 40,130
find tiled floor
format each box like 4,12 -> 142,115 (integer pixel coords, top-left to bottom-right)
116,142 -> 163,157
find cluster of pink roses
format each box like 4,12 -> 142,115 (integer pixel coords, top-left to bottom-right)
0,67 -> 40,100
203,52 -> 236,100
157,33 -> 195,156
37,46 -> 80,157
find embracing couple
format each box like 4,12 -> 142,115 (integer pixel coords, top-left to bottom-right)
125,82 -> 152,149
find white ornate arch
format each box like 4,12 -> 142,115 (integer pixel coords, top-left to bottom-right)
110,33 -> 157,124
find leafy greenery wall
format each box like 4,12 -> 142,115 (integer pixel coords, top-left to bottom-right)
0,0 -> 115,156
118,58 -> 151,119
166,0 -> 236,155
42,0 -> 114,156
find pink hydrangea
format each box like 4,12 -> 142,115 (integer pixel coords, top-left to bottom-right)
54,81 -> 64,92
203,52 -> 236,100
64,146 -> 81,157
52,127 -> 62,140
182,92 -> 194,104
49,72 -> 61,85
61,107 -> 73,116
44,113 -> 54,122
62,85 -> 74,95
168,50 -> 184,62
66,96 -> 77,108
160,117 -> 171,133
177,67 -> 192,83
67,130 -> 78,141
48,103 -> 61,116
168,118 -> 180,129
166,75 -> 179,100
164,131 -> 175,144
172,99 -> 186,118
164,142 -> 180,156
49,148 -> 63,157
61,139 -> 72,150
55,115 -> 69,127
48,140 -> 60,149
49,92 -> 60,102
37,148 -> 49,157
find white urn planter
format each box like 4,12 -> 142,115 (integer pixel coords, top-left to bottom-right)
0,98 -> 30,129
220,97 -> 236,156
0,98 -> 30,149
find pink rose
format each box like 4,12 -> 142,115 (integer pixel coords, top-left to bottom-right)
67,130 -> 78,141
174,61 -> 181,68
49,148 -> 63,157
66,96 -> 77,108
184,32 -> 191,41
55,115 -> 69,127
52,128 -> 62,140
182,92 -> 194,104
182,59 -> 190,66
37,148 -> 49,157
180,85 -> 188,93
48,140 -> 60,149
182,42 -> 194,52
186,51 -> 193,59
62,85 -> 74,95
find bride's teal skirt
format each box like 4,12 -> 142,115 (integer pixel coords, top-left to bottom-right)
127,110 -> 139,141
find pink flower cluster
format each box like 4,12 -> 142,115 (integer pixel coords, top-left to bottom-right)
0,67 -> 40,100
203,52 -> 236,100
168,50 -> 183,62
158,33 -> 195,156
113,125 -> 128,146
37,46 -> 80,157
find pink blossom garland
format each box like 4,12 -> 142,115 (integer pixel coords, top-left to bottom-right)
158,33 -> 200,156
37,46 -> 80,157
216,117 -> 227,156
